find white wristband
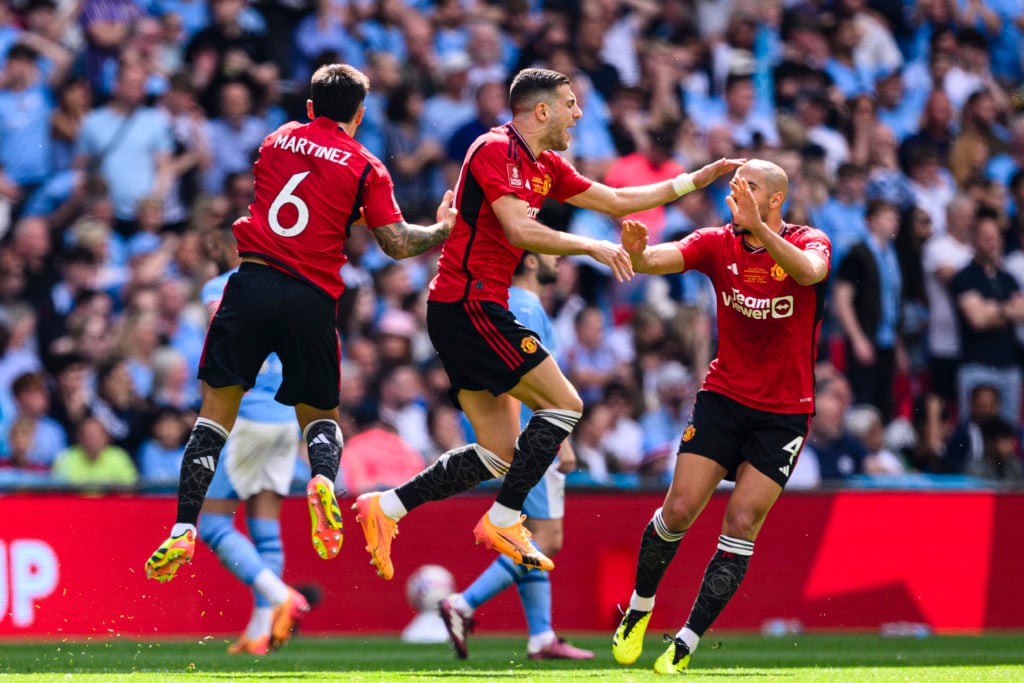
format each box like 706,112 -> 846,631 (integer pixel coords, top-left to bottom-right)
672,173 -> 696,197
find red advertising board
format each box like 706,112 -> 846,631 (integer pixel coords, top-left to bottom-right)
0,490 -> 1020,638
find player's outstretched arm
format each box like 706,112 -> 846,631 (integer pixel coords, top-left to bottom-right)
371,190 -> 458,259
567,157 -> 746,217
492,194 -> 634,282
621,219 -> 685,275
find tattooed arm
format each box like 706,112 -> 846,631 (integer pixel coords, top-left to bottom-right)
371,190 -> 457,259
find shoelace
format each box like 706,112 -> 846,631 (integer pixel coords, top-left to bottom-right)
661,634 -> 690,664
616,605 -> 649,638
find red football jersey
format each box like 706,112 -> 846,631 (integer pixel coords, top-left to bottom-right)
428,124 -> 592,305
234,117 -> 403,299
676,224 -> 832,413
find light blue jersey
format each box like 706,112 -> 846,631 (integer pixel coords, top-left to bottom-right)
201,271 -> 293,424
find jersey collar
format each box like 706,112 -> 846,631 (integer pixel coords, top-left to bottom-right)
506,123 -> 537,163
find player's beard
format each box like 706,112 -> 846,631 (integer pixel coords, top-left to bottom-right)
537,269 -> 558,285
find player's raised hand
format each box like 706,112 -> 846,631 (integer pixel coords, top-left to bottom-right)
588,239 -> 634,282
621,219 -> 649,256
725,176 -> 762,231
691,157 -> 748,189
436,189 -> 458,235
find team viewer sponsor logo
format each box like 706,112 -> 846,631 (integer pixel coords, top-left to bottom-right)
722,289 -> 794,320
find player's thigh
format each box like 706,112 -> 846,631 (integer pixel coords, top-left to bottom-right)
508,356 -> 583,413
274,282 -> 341,410
197,382 -> 246,431
458,389 -> 521,462
428,300 -> 551,405
199,272 -> 275,398
663,451 -> 728,530
721,463 -> 785,541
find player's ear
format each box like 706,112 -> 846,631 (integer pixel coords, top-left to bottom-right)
535,99 -> 548,121
353,105 -> 366,126
306,99 -> 315,120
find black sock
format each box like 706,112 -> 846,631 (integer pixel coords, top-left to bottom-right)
635,508 -> 685,598
495,409 -> 580,510
305,419 -> 342,483
175,418 -> 228,526
395,444 -> 501,512
685,536 -> 753,635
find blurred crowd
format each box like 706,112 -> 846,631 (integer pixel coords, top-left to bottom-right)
1,0 -> 1023,491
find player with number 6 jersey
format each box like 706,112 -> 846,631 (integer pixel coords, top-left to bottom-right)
144,64 -> 457,597
611,160 -> 832,674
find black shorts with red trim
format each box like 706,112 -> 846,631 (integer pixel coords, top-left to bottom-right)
427,299 -> 549,403
198,262 -> 341,410
679,390 -> 812,488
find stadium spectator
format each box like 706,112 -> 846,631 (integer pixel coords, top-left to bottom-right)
810,162 -> 868,267
137,405 -> 187,485
377,364 -> 431,456
52,415 -> 138,487
7,370 -> 66,468
0,44 -> 54,219
832,198 -> 903,421
75,60 -> 173,234
967,415 -> 1023,482
951,209 -> 1024,425
383,84 -> 446,223
845,403 -> 907,475
143,64 -> 456,611
611,160 -> 831,673
78,0 -> 143,96
443,79 -> 507,188
422,51 -> 475,149
202,80 -> 268,196
352,67 -> 741,583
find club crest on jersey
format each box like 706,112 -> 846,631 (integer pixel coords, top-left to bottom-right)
521,336 -> 539,354
682,425 -> 696,442
531,174 -> 553,196
508,164 -> 523,188
771,263 -> 787,281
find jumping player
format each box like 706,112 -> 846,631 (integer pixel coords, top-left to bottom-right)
352,67 -> 743,580
144,64 -> 457,648
611,160 -> 831,673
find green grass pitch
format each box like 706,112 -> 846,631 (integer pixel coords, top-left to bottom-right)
1,633 -> 1023,682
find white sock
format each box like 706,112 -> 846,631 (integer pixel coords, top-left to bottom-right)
253,568 -> 290,605
487,501 -> 520,528
527,630 -> 556,653
379,490 -> 407,520
449,593 -> 474,617
171,523 -> 196,538
676,626 -> 700,653
630,591 -> 655,612
245,607 -> 273,640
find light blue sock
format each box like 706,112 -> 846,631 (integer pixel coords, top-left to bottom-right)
463,555 -> 526,609
515,569 -> 552,636
248,517 -> 284,609
198,513 -> 266,592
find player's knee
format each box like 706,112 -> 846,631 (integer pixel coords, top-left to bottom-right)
721,509 -> 761,539
661,498 -> 698,531
197,513 -> 234,549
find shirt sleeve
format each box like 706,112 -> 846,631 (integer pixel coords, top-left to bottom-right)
545,152 -> 593,202
675,228 -> 715,275
792,227 -> 833,272
362,162 -> 405,228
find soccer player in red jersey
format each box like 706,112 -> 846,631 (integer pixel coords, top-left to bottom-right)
143,64 -> 457,626
610,160 -> 832,674
352,67 -> 743,580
